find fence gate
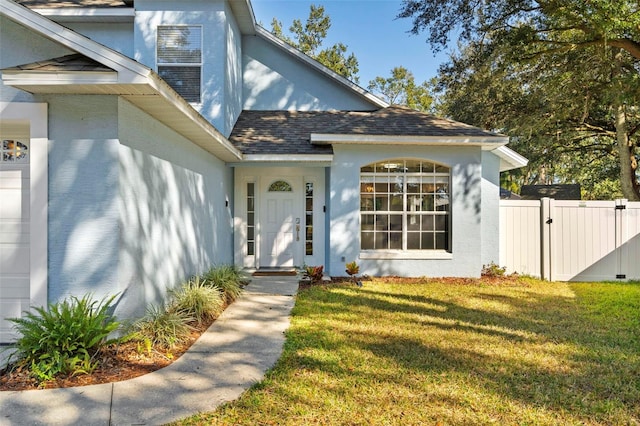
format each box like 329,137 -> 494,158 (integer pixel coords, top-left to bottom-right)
500,198 -> 640,281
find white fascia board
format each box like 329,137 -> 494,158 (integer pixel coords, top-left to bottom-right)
31,7 -> 135,22
2,71 -> 118,85
311,133 -> 510,147
1,0 -> 149,83
144,72 -> 243,161
241,154 -> 334,163
255,26 -> 389,109
493,145 -> 529,171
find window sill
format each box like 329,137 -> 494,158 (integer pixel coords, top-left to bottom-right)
359,250 -> 453,260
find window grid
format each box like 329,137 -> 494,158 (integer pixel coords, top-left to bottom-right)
1,139 -> 29,163
305,182 -> 313,256
157,25 -> 202,103
247,182 -> 255,256
360,159 -> 450,251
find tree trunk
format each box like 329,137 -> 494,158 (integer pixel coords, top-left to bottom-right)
614,102 -> 640,201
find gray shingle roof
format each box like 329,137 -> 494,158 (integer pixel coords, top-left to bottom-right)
229,106 -> 504,156
325,105 -> 503,138
3,54 -> 114,72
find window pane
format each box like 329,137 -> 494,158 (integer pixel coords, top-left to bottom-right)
389,232 -> 402,249
407,214 -> 420,231
306,242 -> 313,255
422,232 -> 435,249
247,183 -> 255,196
306,213 -> 313,226
375,196 -> 388,211
375,232 -> 388,249
375,215 -> 388,231
268,180 -> 292,191
306,227 -> 313,240
435,233 -> 448,250
361,195 -> 374,211
361,232 -> 374,249
374,182 -> 389,193
247,227 -> 254,240
423,194 -> 435,211
158,66 -> 201,103
407,232 -> 420,249
247,198 -> 254,211
390,194 -> 403,211
405,159 -> 421,173
247,212 -> 254,224
435,215 -> 448,231
422,215 -> 434,231
158,26 -> 201,63
389,214 -> 402,231
435,164 -> 448,173
361,214 -> 374,231
247,242 -> 254,256
408,195 -> 422,212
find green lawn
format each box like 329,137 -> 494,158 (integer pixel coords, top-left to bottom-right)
174,278 -> 640,425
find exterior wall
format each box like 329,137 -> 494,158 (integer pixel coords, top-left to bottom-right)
134,0 -> 228,132
44,95 -> 121,304
117,98 -> 233,319
0,16 -> 73,103
328,144 -> 483,277
223,1 -> 243,136
64,22 -> 135,59
242,35 -> 376,111
481,151 -> 500,267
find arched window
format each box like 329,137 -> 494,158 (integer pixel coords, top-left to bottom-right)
268,180 -> 292,192
1,139 -> 29,162
360,159 -> 450,251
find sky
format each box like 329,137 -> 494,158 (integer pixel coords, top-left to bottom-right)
250,0 -> 454,89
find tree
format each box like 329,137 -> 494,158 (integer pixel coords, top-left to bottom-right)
270,5 -> 360,83
399,0 -> 640,200
367,66 -> 433,112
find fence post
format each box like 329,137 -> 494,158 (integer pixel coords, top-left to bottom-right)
540,197 -> 553,281
615,198 -> 628,279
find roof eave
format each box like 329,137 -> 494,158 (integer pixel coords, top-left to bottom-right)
255,26 -> 389,109
311,133 -> 510,147
492,146 -> 529,172
31,7 -> 135,22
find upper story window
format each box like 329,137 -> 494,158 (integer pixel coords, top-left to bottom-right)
360,159 -> 450,252
157,25 -> 202,103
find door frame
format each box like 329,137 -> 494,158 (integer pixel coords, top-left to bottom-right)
0,102 -> 48,341
234,166 -> 325,270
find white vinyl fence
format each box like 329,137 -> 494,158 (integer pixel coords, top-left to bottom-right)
500,198 -> 640,281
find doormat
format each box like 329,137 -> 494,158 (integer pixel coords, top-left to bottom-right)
252,270 -> 298,277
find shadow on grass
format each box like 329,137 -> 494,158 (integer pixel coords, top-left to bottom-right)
289,281 -> 640,422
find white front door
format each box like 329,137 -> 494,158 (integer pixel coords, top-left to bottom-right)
0,131 -> 31,342
260,178 -> 302,267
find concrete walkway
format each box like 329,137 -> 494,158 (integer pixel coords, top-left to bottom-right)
0,276 -> 299,426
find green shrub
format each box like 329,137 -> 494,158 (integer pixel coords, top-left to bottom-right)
203,265 -> 244,303
133,305 -> 194,349
9,294 -> 120,382
481,262 -> 507,277
170,276 -> 225,325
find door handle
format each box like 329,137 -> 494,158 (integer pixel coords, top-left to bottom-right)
296,224 -> 300,241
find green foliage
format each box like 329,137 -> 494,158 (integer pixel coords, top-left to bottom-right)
481,262 -> 507,277
368,66 -> 433,112
9,294 -> 120,383
400,0 -> 640,200
170,276 -> 225,325
203,265 -> 244,303
133,305 -> 195,350
345,261 -> 359,276
303,265 -> 324,283
270,4 -> 360,83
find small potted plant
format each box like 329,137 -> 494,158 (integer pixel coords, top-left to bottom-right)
303,265 -> 324,284
345,261 -> 362,287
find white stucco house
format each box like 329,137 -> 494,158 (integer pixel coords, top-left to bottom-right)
0,0 -> 527,342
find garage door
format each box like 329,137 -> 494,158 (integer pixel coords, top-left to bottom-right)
0,134 -> 31,342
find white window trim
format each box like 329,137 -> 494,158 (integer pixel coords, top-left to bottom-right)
0,102 -> 48,310
360,250 -> 453,260
359,158 -> 451,253
156,24 -> 203,104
